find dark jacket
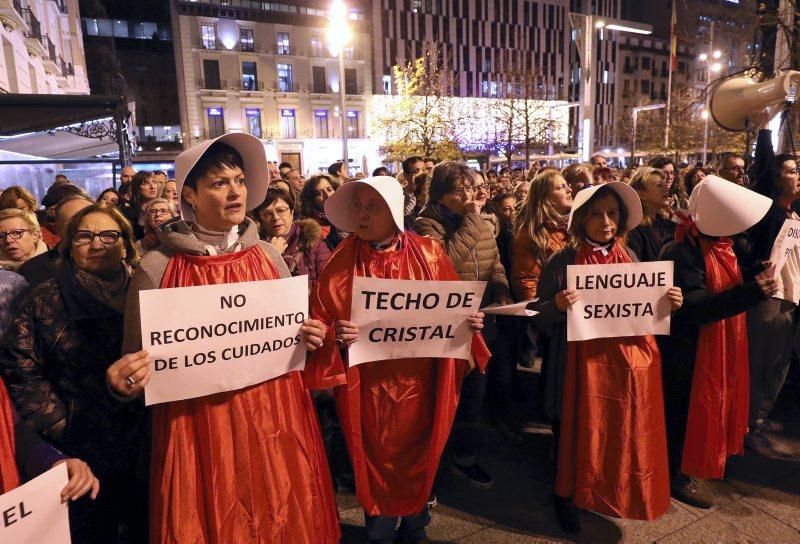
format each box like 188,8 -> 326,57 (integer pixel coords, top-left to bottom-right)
280,220 -> 332,289
0,263 -> 146,478
18,248 -> 60,288
414,203 -> 511,306
496,222 -> 513,283
626,215 -> 675,263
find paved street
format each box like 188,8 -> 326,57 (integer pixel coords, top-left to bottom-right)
336,365 -> 800,543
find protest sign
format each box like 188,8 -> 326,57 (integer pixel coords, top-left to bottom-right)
348,277 -> 486,366
767,218 -> 800,303
141,276 -> 308,405
481,300 -> 539,317
567,261 -> 673,341
0,463 -> 70,544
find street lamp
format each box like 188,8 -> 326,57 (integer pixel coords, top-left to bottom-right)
699,48 -> 724,164
630,103 -> 667,165
327,0 -> 351,175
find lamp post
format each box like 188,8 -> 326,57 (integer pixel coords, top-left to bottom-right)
327,0 -> 351,175
699,49 -> 723,164
630,103 -> 667,166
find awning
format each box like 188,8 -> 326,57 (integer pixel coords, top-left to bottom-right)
0,129 -> 119,159
0,94 -> 123,136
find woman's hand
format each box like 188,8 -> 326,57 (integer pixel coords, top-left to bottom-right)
667,286 -> 683,311
301,319 -> 327,352
54,458 -> 100,503
757,276 -> 779,298
268,236 -> 288,255
555,289 -> 580,312
467,312 -> 485,332
334,320 -> 359,347
106,350 -> 152,397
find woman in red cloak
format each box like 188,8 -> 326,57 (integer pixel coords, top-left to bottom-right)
306,176 -> 490,544
106,134 -> 340,544
533,182 -> 682,532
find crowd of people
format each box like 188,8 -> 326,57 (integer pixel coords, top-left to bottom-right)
0,125 -> 796,544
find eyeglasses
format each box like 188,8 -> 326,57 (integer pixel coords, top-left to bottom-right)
72,230 -> 122,246
148,208 -> 172,217
0,229 -> 29,242
260,206 -> 291,219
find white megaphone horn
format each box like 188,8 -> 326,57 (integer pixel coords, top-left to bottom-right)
710,71 -> 800,131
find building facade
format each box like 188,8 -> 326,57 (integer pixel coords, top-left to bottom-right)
0,0 -> 89,94
171,0 -> 375,174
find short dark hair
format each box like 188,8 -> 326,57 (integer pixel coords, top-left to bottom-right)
372,166 -> 391,177
96,188 -> 120,204
278,162 -> 292,170
401,156 -> 424,176
569,185 -> 630,243
423,157 -> 435,164
54,174 -> 68,181
720,152 -> 745,168
429,161 -> 473,202
300,174 -> 335,217
252,186 -> 295,218
648,156 -> 675,170
328,161 -> 344,176
184,142 -> 245,191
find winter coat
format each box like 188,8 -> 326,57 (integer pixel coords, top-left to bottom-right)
414,204 -> 511,306
280,220 -> 332,289
511,224 -> 569,301
0,263 -> 146,478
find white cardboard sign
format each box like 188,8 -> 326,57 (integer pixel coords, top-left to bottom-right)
140,276 -> 308,405
567,261 -> 673,341
0,463 -> 70,544
767,218 -> 800,303
348,277 -> 486,366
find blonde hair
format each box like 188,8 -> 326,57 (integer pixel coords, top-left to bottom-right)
0,186 -> 37,214
514,170 -> 569,262
0,208 -> 41,233
561,163 -> 594,189
628,167 -> 665,225
143,198 -> 176,227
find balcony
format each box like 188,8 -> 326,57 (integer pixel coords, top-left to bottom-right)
0,0 -> 27,31
41,34 -> 59,74
276,43 -> 294,55
22,9 -> 47,59
51,0 -> 68,14
275,82 -> 299,93
623,65 -> 635,74
58,56 -> 74,76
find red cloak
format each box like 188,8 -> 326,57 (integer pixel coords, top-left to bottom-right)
150,246 -> 340,544
0,378 -> 20,493
555,241 -> 670,520
681,237 -> 749,479
306,232 -> 490,516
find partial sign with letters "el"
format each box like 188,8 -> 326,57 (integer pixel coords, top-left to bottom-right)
0,463 -> 70,544
566,261 -> 673,341
348,277 -> 486,366
140,276 -> 309,405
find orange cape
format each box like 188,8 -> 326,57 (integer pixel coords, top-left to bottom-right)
306,232 -> 490,516
555,241 -> 670,520
150,246 -> 340,544
0,378 -> 19,493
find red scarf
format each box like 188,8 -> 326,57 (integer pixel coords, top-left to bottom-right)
680,233 -> 750,479
0,378 -> 20,493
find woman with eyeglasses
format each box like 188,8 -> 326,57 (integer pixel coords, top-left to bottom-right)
253,186 -> 331,289
0,203 -> 147,543
137,198 -> 176,255
0,209 -> 48,271
414,161 -> 512,490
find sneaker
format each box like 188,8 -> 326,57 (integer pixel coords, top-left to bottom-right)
451,462 -> 494,489
745,429 -> 776,457
553,496 -> 581,533
426,493 -> 438,509
670,473 -> 715,509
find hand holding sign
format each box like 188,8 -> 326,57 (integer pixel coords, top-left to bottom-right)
0,464 -> 70,544
106,350 -> 152,398
556,289 -> 580,312
55,458 -> 100,503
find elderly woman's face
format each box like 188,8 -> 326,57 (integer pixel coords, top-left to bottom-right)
352,185 -> 396,242
440,177 -> 472,216
164,181 -> 179,206
70,212 -> 126,278
0,217 -> 39,262
147,202 -> 174,229
258,198 -> 294,237
183,164 -> 247,231
584,194 -> 620,244
514,182 -> 530,203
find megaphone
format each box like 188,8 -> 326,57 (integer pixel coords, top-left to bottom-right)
710,71 -> 800,131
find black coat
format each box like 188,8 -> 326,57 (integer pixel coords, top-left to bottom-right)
0,264 -> 145,478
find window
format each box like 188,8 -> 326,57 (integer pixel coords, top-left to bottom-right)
312,66 -> 327,94
240,28 -> 254,52
311,35 -> 323,57
246,108 -> 262,138
382,75 -> 391,95
280,109 -> 296,138
343,45 -> 355,60
346,110 -> 359,138
207,107 -> 224,138
242,61 -> 258,90
640,80 -> 650,94
277,32 -> 290,54
203,59 -> 221,89
345,68 -> 357,94
641,57 -> 651,69
314,110 -> 329,138
201,24 -> 216,50
277,63 -> 293,92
